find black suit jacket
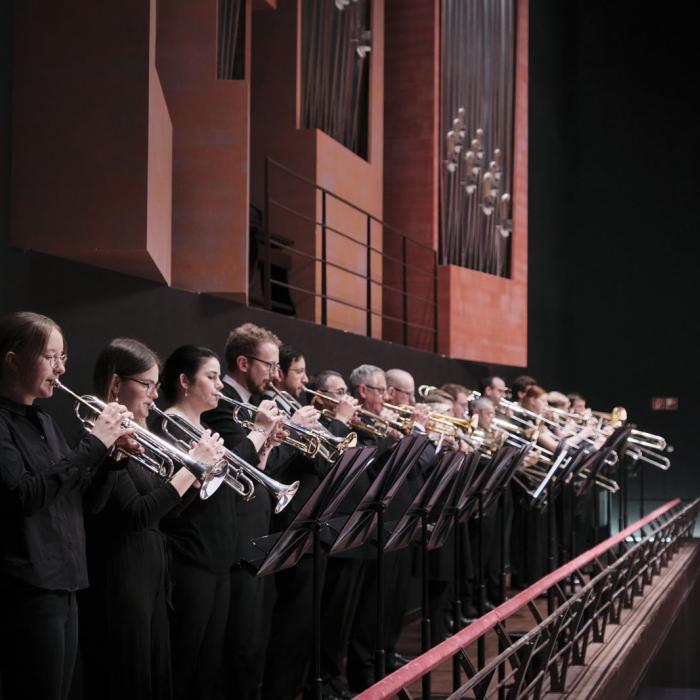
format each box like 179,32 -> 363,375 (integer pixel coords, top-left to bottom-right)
202,384 -> 292,563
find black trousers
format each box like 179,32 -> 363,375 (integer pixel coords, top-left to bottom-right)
170,559 -> 230,700
262,553 -> 327,700
346,548 -> 412,691
320,557 -> 366,682
0,582 -> 78,700
226,565 -> 274,700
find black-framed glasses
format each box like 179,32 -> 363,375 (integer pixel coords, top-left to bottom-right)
122,376 -> 161,394
243,355 -> 280,373
43,353 -> 68,368
364,384 -> 387,396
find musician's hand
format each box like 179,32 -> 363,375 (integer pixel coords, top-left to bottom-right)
254,400 -> 280,433
440,434 -> 458,451
92,402 -> 135,448
266,423 -> 289,450
334,395 -> 358,425
524,448 -> 541,467
459,438 -> 474,453
114,434 -> 143,455
290,405 -> 320,429
412,403 -> 431,430
190,429 -> 225,466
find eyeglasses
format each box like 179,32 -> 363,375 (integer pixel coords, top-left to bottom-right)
44,353 -> 68,368
364,384 -> 387,396
392,387 -> 415,401
325,387 -> 348,397
122,376 -> 161,394
244,355 -> 281,373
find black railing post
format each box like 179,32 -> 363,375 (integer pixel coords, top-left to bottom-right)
366,216 -> 372,336
321,190 -> 328,326
263,158 -> 272,311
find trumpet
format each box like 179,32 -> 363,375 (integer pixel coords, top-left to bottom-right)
382,401 -> 481,440
418,384 -> 481,403
590,406 -> 628,428
149,405 -> 300,513
216,392 -> 354,462
266,383 -> 358,461
55,379 -> 228,499
303,386 -> 405,439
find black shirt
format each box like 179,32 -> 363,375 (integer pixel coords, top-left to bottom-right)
0,395 -> 107,591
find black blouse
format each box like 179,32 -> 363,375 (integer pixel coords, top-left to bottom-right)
0,395 -> 107,591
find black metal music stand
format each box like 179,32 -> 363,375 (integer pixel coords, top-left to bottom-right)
241,446 -> 377,700
329,434 -> 431,684
384,449 -> 465,700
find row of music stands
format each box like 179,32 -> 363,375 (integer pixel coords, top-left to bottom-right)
242,427 -> 631,700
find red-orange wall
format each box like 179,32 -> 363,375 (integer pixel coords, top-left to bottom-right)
12,0 -> 254,300
12,0 -> 173,283
250,0 -> 384,337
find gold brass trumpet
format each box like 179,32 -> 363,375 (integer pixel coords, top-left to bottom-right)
304,386 -> 404,439
266,383 -> 358,461
55,379 -> 228,499
149,405 -> 299,513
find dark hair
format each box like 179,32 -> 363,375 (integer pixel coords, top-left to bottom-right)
93,338 -> 160,401
568,392 -> 585,404
478,376 -> 505,394
224,323 -> 281,373
160,345 -> 219,405
279,344 -> 304,375
0,311 -> 63,380
511,374 -> 537,397
310,370 -> 344,392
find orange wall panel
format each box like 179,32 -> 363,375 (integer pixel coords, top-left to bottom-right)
251,0 -> 384,337
11,0 -> 172,283
156,0 -> 251,299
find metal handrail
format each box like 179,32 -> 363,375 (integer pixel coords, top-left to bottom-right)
356,497 -> 700,700
258,158 -> 439,349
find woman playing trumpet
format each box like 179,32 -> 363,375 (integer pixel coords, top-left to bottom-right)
160,344 -> 284,700
0,312 -> 133,700
81,338 -> 225,700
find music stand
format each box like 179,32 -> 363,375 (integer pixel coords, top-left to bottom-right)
384,449 -> 465,700
241,446 -> 377,700
329,434 -> 431,683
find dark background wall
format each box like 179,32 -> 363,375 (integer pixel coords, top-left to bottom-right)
1,1 -> 698,512
528,0 -> 700,515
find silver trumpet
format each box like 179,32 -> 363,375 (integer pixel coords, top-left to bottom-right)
150,405 -> 299,513
54,379 -> 228,499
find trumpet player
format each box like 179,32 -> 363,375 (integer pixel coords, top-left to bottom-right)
0,312 -> 133,700
201,323 -> 287,700
159,344 -> 273,700
263,362 -> 354,700
345,367 -> 437,691
81,339 -> 225,700
479,375 -> 509,405
275,344 -> 310,403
